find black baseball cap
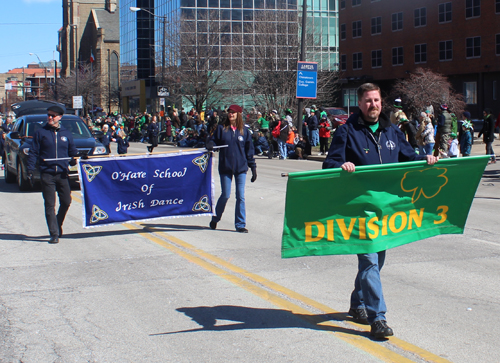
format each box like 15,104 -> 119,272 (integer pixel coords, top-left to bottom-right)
47,104 -> 66,115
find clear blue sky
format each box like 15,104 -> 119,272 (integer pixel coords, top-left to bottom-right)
0,0 -> 62,73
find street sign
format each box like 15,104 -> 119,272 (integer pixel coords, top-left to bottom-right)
73,95 -> 83,109
157,86 -> 169,97
296,61 -> 318,99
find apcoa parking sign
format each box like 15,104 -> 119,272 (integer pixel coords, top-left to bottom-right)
296,62 -> 318,99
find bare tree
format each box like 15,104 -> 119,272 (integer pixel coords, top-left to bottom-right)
159,11 -> 231,114
389,68 -> 466,118
57,63 -> 101,115
242,10 -> 299,112
316,70 -> 343,107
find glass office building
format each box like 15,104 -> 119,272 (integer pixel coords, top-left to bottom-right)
120,0 -> 338,111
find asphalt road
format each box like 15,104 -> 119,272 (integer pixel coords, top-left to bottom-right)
1,139 -> 499,363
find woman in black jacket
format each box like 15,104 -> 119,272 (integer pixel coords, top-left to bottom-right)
208,104 -> 257,233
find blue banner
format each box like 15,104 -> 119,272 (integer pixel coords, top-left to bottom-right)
77,150 -> 214,228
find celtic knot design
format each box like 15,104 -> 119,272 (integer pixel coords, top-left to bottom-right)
83,164 -> 103,182
192,195 -> 211,213
192,153 -> 210,173
90,204 -> 109,224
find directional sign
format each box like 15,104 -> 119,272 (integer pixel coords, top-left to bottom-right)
296,61 -> 318,99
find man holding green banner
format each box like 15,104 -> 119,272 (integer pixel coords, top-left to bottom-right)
323,83 -> 439,339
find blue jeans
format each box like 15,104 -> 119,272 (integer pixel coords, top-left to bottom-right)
277,138 -> 287,159
350,251 -> 387,324
309,129 -> 319,146
424,143 -> 434,155
486,141 -> 496,161
212,172 -> 246,229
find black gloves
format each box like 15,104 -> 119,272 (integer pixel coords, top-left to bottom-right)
69,158 -> 77,166
81,154 -> 89,160
251,167 -> 257,183
205,140 -> 214,151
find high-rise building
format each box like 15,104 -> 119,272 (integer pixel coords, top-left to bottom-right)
120,0 -> 339,113
339,0 -> 500,117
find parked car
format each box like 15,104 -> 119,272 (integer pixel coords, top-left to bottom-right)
323,107 -> 350,129
3,101 -> 108,191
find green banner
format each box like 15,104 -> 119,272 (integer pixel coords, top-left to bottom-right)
282,156 -> 489,258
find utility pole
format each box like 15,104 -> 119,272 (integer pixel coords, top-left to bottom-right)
54,59 -> 58,101
296,0 -> 308,136
108,48 -> 111,114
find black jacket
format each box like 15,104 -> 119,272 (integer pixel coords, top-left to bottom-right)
117,136 -> 129,154
27,123 -> 79,174
212,124 -> 256,174
148,122 -> 159,137
323,112 -> 425,169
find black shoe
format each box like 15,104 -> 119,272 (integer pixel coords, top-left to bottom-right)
49,235 -> 59,244
370,320 -> 394,339
236,227 -> 248,233
348,307 -> 369,325
209,221 -> 217,230
147,146 -> 152,152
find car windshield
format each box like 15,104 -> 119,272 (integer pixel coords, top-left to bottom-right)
26,121 -> 45,137
329,109 -> 348,116
26,118 -> 93,139
60,119 -> 93,139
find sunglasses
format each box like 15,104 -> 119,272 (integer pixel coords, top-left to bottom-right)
47,113 -> 61,118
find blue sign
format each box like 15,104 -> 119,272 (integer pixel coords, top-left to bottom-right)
296,61 -> 318,99
78,151 -> 214,227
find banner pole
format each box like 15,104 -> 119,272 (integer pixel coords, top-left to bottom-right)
43,146 -> 228,161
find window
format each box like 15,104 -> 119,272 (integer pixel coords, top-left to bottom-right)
352,0 -> 361,6
353,52 -> 362,70
392,12 -> 403,31
392,47 -> 403,65
464,82 -> 477,104
371,50 -> 382,68
466,37 -> 481,58
340,0 -> 345,9
497,0 -> 500,13
340,23 -> 346,40
343,88 -> 358,107
466,0 -> 480,18
439,40 -> 453,61
352,20 -> 362,38
496,34 -> 500,55
341,54 -> 347,71
415,44 -> 427,63
371,17 -> 381,35
438,2 -> 452,23
414,8 -> 426,27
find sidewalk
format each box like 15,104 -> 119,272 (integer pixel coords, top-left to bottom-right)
307,133 -> 500,164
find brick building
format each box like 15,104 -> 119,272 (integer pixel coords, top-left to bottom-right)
58,0 -> 120,113
339,0 -> 500,118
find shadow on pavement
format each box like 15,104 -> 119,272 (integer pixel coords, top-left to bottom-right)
0,233 -> 47,243
150,305 -> 369,339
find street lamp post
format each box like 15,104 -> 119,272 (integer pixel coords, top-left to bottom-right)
70,24 -> 78,96
29,53 -> 47,99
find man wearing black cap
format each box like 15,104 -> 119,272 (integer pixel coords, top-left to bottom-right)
27,105 -> 79,243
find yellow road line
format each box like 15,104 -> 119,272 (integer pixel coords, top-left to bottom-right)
70,191 -> 450,363
140,225 -> 451,363
123,223 -> 416,363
